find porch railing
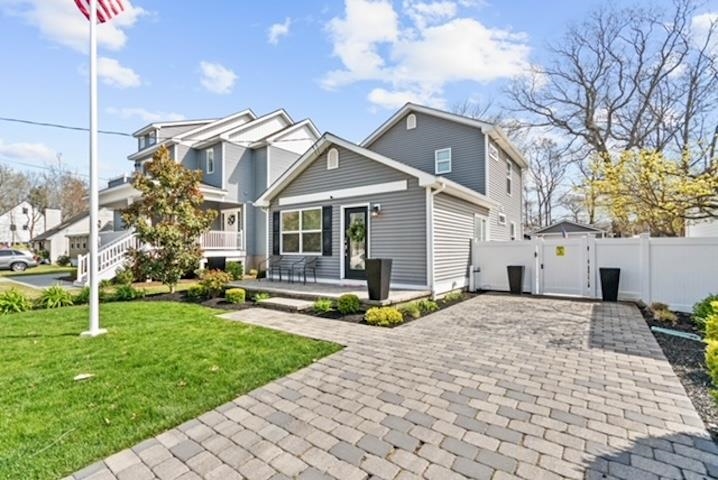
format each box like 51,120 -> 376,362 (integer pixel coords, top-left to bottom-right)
200,230 -> 244,250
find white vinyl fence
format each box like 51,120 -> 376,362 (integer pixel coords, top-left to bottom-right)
471,234 -> 718,312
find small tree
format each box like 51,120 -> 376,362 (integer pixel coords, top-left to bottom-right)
122,146 -> 217,292
592,150 -> 718,236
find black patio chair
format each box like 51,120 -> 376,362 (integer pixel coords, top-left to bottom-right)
291,257 -> 318,284
259,255 -> 288,282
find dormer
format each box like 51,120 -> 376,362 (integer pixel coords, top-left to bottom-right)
137,130 -> 157,151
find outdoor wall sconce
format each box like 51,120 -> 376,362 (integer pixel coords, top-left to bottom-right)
371,204 -> 382,217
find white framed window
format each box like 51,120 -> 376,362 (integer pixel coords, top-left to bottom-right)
280,207 -> 322,255
498,213 -> 507,225
435,148 -> 452,174
406,113 -> 417,130
489,143 -> 499,162
327,148 -> 339,170
510,222 -> 517,240
506,160 -> 512,196
138,136 -> 145,150
147,131 -> 156,146
474,214 -> 489,241
205,148 -> 215,174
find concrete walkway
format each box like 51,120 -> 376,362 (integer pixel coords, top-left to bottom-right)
70,295 -> 717,480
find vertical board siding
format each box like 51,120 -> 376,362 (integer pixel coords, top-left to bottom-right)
268,145 -> 427,286
366,112 -> 487,195
433,193 -> 489,282
487,138 -> 523,241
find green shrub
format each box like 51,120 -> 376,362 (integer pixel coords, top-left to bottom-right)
400,302 -> 421,320
99,279 -> 113,289
226,262 -> 244,281
442,291 -> 464,303
706,339 -> 718,393
36,285 -> 74,309
225,288 -> 246,304
703,301 -> 718,341
417,299 -> 439,314
73,286 -> 109,304
113,284 -> 145,302
337,294 -> 361,315
365,307 -> 404,327
313,298 -> 334,314
56,255 -> 71,267
654,308 -> 678,324
0,289 -> 32,314
199,269 -> 232,298
113,267 -> 135,285
186,285 -> 208,302
693,294 -> 718,330
254,292 -> 271,302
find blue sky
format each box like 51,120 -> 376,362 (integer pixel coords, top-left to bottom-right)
0,0 -> 715,181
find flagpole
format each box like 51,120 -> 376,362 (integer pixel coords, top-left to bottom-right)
82,0 -> 106,338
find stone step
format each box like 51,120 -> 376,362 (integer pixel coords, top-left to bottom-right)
257,296 -> 314,313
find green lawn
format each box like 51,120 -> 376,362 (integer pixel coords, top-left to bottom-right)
0,265 -> 76,277
0,302 -> 341,480
0,279 -> 41,299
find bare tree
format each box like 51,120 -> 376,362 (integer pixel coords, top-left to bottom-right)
508,0 -> 718,162
525,138 -> 571,227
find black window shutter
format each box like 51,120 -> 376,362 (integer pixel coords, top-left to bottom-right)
322,206 -> 332,256
272,211 -> 280,255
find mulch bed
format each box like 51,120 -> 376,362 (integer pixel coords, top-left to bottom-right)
641,307 -> 718,443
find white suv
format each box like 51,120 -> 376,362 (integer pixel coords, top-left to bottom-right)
0,249 -> 38,272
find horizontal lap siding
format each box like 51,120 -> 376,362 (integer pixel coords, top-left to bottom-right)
488,139 -> 522,240
268,145 -> 427,286
433,193 -> 488,282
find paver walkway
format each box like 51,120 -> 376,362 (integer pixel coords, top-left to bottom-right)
70,294 -> 718,480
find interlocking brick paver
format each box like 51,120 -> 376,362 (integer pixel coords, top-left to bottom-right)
72,296 -> 715,480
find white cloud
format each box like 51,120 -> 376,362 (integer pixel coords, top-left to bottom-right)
95,57 -> 141,88
0,0 -> 146,53
199,61 -> 238,95
0,139 -> 55,162
323,0 -> 399,89
268,17 -> 292,45
106,107 -> 185,122
692,12 -> 718,54
322,0 -> 531,109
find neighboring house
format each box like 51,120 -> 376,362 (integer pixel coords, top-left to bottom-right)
686,219 -> 718,237
83,108 -> 320,284
31,209 -> 114,263
0,202 -> 62,245
530,220 -> 607,239
256,104 -> 527,295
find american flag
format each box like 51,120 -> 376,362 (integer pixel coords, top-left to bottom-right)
75,0 -> 125,23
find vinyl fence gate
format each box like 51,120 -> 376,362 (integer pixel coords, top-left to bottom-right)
470,235 -> 718,312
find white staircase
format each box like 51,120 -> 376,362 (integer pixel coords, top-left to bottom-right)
75,231 -> 140,286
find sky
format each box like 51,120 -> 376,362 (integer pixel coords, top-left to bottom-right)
0,0 -> 716,182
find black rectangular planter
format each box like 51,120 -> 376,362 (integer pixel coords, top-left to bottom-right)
507,265 -> 524,294
366,258 -> 392,301
599,267 -> 621,302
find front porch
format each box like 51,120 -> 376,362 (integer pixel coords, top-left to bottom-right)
228,278 -> 431,306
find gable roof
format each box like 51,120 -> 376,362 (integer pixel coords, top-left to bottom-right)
249,119 -> 321,148
32,211 -> 89,241
132,118 -> 217,138
361,103 -> 528,169
532,220 -> 605,235
255,133 -> 495,209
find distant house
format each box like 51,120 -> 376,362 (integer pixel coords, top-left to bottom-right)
0,202 -> 62,245
530,220 -> 606,238
686,219 -> 718,237
31,209 -> 114,263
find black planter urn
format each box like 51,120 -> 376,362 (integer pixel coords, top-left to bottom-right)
599,267 -> 621,302
506,265 -> 524,294
366,258 -> 392,301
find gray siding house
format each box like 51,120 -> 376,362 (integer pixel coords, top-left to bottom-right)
87,108 -> 320,283
256,104 -> 527,295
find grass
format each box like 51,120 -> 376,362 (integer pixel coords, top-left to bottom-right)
0,279 -> 42,299
0,302 -> 341,480
0,265 -> 76,278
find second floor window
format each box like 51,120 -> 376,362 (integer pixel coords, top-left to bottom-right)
205,149 -> 215,174
435,148 -> 452,174
506,160 -> 512,196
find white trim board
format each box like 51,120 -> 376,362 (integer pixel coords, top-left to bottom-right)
278,180 -> 407,207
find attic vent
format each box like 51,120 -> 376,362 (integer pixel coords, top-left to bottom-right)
406,113 -> 417,130
327,148 -> 339,170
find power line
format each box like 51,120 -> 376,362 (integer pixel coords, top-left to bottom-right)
0,158 -> 108,181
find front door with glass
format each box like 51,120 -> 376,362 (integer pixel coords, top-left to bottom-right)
344,207 -> 368,280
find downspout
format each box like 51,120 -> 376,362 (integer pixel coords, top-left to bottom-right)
427,181 -> 446,297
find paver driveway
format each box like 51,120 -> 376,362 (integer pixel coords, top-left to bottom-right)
70,295 -> 717,480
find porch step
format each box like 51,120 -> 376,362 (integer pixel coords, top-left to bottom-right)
257,296 -> 314,313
